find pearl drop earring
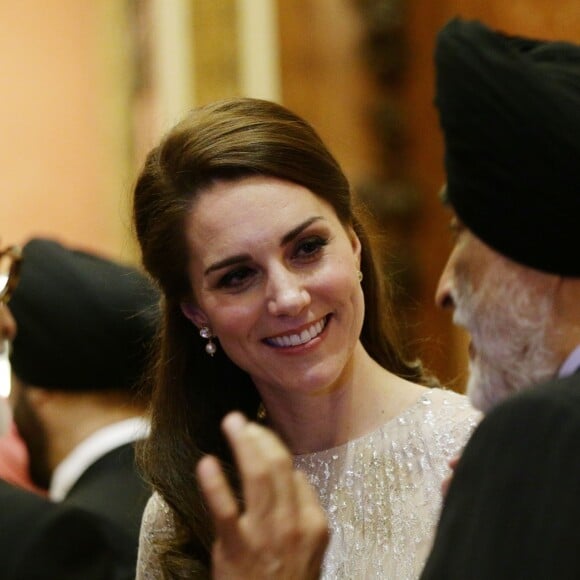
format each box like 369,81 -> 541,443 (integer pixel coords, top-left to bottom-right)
200,325 -> 217,356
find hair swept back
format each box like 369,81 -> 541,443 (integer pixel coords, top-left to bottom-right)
133,97 -> 435,577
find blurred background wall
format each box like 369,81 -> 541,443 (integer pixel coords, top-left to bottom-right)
1,0 -> 579,390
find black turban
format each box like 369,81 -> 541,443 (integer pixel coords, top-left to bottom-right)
435,18 -> 580,277
9,238 -> 160,392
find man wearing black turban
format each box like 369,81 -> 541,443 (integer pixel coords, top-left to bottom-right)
420,18 -> 580,579
0,242 -> 136,579
433,16 -> 580,413
5,237 -> 160,575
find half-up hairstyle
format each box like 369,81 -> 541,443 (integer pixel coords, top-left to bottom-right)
133,97 -> 434,577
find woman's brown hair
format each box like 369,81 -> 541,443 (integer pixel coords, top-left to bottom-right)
133,97 -> 434,577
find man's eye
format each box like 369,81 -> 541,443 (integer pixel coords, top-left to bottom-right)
218,267 -> 254,289
449,219 -> 464,240
295,236 -> 328,259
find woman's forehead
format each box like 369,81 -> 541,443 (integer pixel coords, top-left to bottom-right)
183,177 -> 345,262
189,176 -> 337,230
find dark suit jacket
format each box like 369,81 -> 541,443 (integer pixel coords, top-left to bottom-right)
0,478 -> 133,580
421,373 -> 580,580
63,442 -> 151,566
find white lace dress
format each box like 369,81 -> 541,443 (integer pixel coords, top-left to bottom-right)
136,388 -> 480,579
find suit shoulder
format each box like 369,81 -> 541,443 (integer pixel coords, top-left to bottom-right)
486,374 -> 580,426
0,482 -> 120,580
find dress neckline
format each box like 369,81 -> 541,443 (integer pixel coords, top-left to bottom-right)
293,387 -> 438,459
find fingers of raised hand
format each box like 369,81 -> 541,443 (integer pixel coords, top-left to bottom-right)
216,413 -> 328,579
235,471 -> 328,579
448,454 -> 461,471
196,454 -> 240,545
222,413 -> 296,523
441,453 -> 462,497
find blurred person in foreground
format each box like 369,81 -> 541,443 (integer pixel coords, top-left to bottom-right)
188,18 -> 580,580
0,243 -> 135,579
7,237 -> 160,570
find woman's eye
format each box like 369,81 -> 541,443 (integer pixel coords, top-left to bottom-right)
217,267 -> 255,289
294,236 -> 328,260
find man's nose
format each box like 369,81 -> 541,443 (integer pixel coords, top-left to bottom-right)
435,261 -> 455,310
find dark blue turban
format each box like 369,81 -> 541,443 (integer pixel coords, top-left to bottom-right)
435,18 -> 580,277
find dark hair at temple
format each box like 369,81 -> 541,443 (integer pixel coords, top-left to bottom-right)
132,97 -> 435,576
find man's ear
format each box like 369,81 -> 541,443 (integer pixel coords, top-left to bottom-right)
24,385 -> 53,409
180,302 -> 208,329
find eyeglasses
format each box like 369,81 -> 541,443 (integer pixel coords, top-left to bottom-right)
0,245 -> 22,305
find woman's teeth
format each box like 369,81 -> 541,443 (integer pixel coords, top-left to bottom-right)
268,318 -> 327,347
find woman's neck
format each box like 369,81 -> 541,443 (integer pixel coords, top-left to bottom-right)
256,343 -> 426,454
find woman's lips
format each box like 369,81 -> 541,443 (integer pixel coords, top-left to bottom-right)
264,315 -> 330,348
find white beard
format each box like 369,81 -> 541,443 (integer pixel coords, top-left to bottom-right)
452,265 -> 559,414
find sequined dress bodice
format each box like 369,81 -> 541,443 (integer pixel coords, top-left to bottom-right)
136,388 -> 479,579
293,388 -> 479,578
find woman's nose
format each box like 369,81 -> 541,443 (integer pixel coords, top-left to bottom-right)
266,269 -> 311,317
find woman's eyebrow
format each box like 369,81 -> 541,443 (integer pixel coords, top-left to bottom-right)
204,254 -> 250,276
204,216 -> 325,276
280,216 -> 323,246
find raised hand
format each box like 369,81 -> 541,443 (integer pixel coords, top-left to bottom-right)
196,412 -> 329,579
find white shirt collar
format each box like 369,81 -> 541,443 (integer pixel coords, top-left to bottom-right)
49,416 -> 150,501
558,344 -> 580,378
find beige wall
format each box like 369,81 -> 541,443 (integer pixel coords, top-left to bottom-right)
0,1 -> 134,261
0,0 -> 282,263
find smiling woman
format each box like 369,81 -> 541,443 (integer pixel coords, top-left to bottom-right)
132,97 -> 480,579
178,176 -> 366,410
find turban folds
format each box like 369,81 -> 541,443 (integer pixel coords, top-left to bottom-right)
435,18 -> 580,277
9,238 -> 160,392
